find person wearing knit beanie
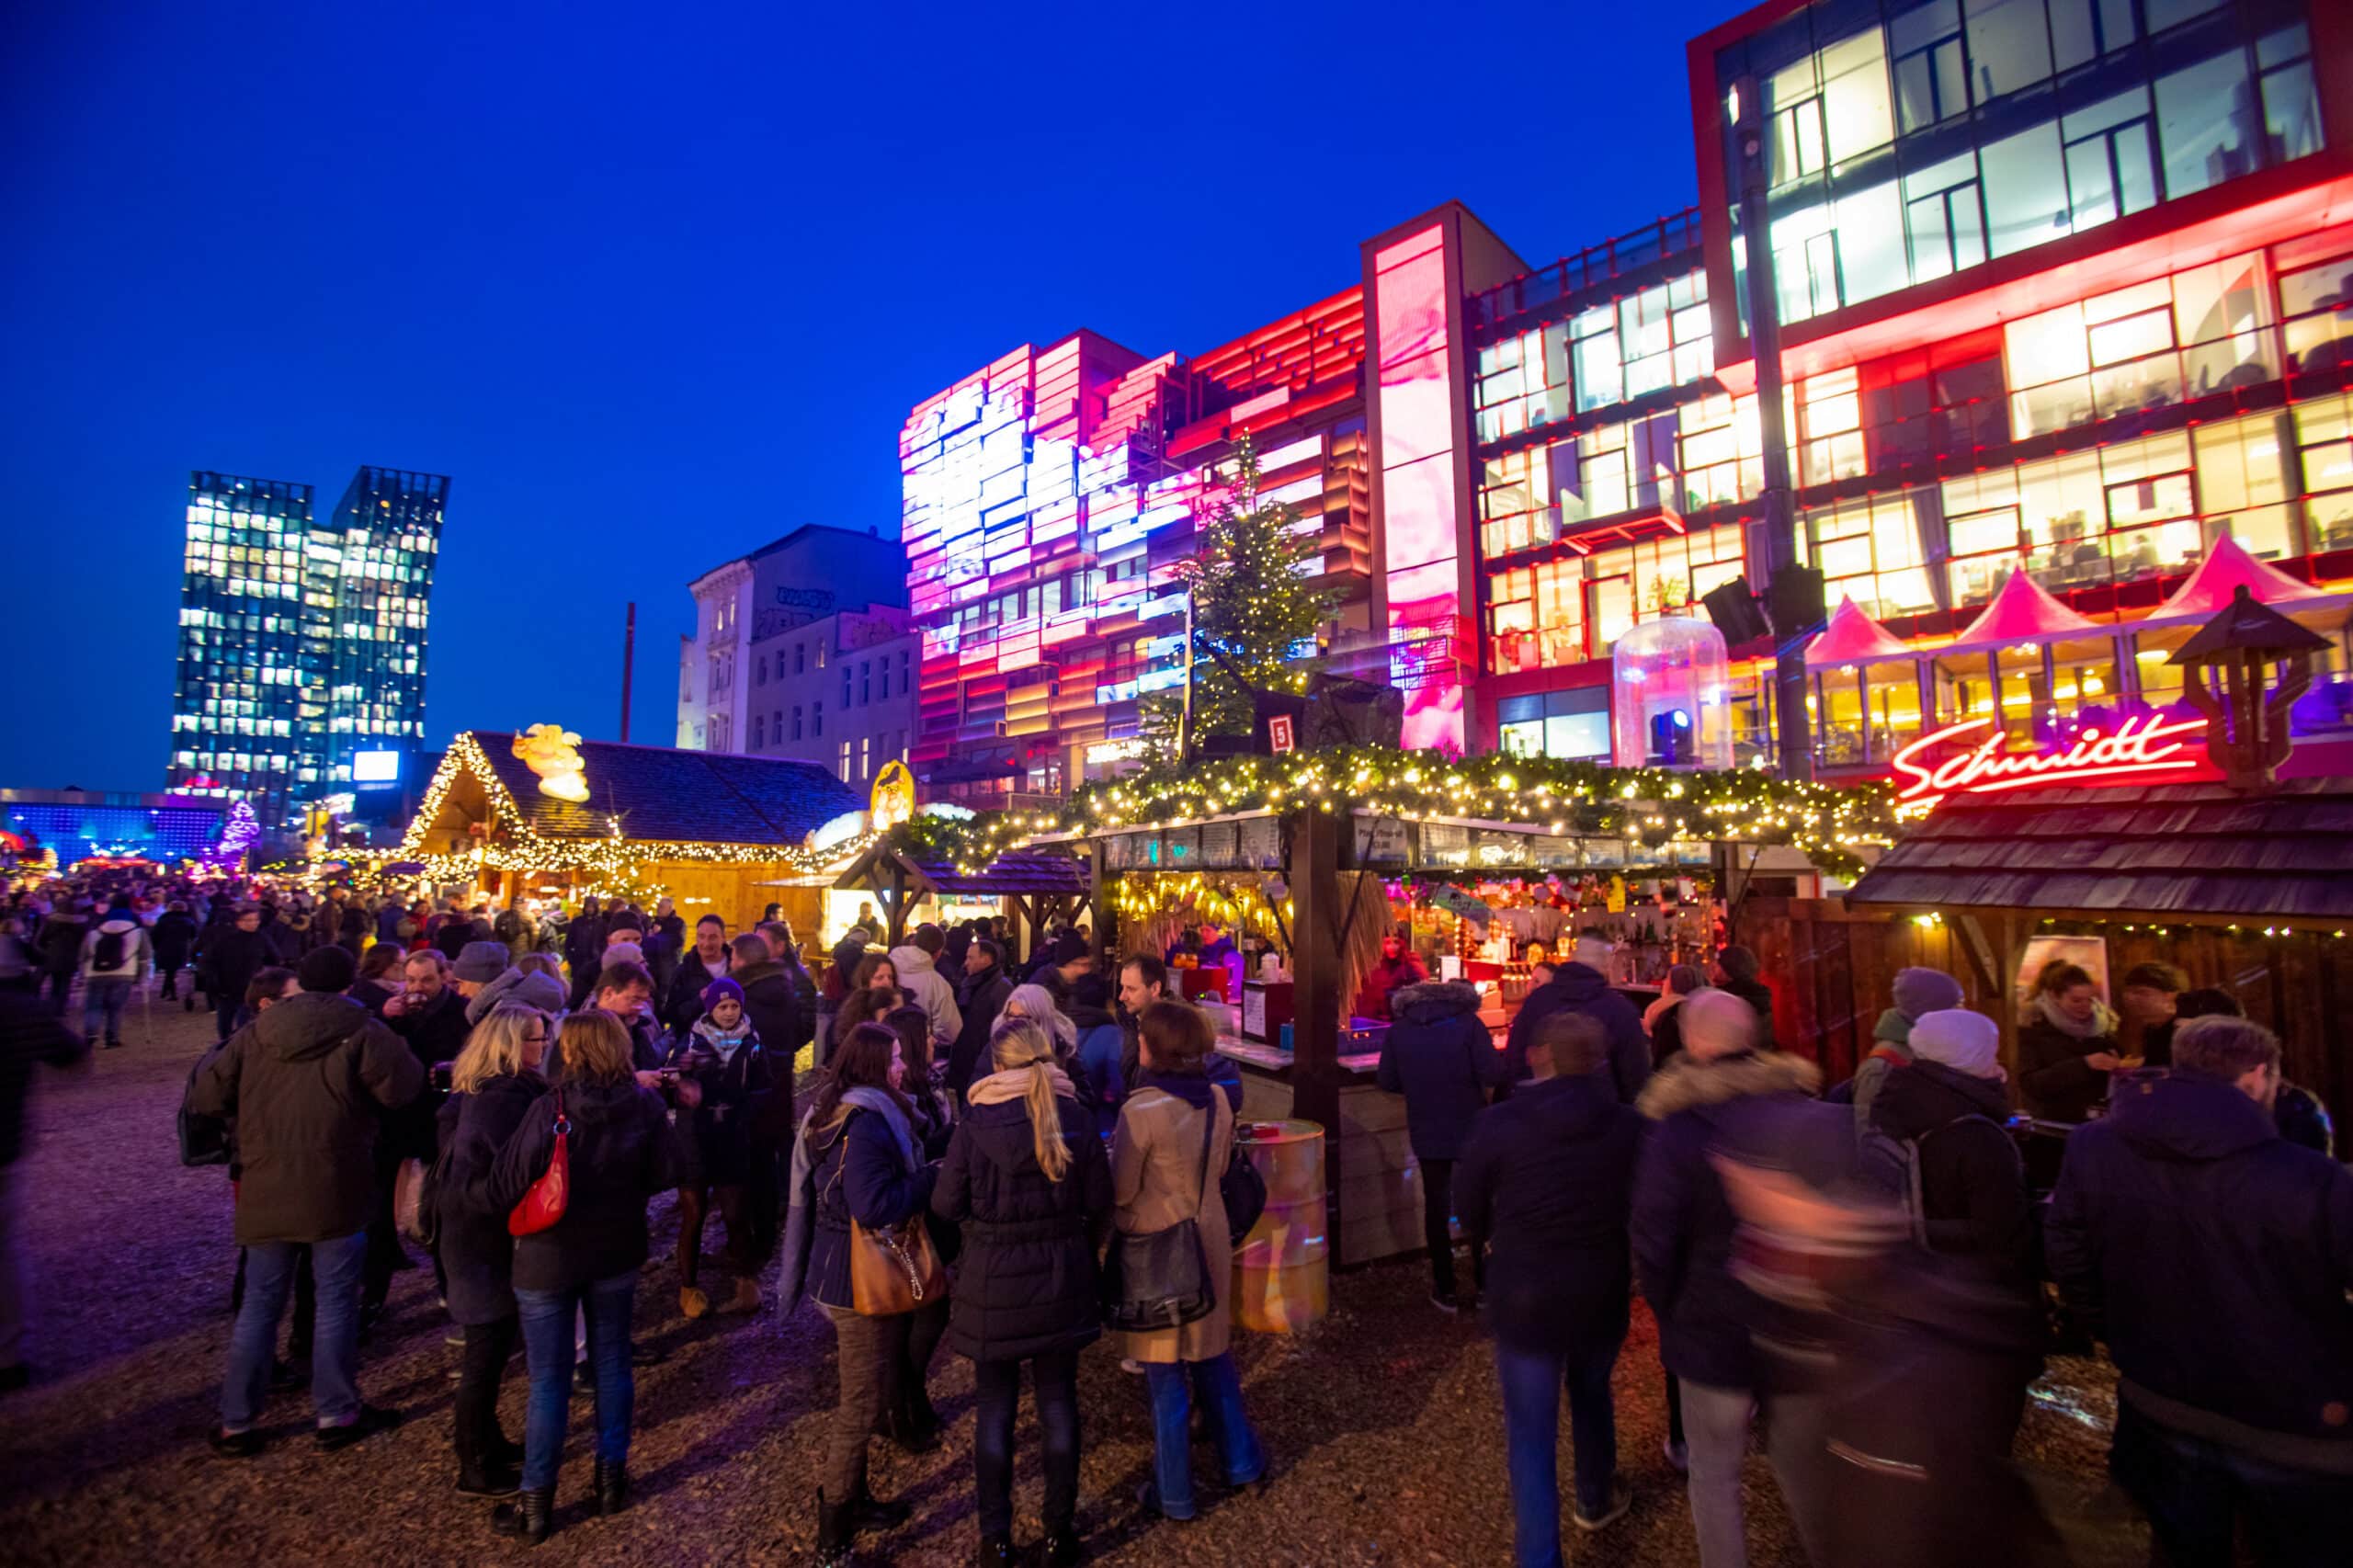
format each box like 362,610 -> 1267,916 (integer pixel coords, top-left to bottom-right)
1854,967 -> 1968,1130
297,944 -> 358,994
1906,1009 -> 2003,1081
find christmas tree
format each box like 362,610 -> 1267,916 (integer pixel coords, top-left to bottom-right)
1142,432 -> 1337,761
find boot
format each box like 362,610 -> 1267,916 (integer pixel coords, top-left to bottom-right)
594,1459 -> 631,1516
455,1461 -> 519,1499
1040,1528 -> 1084,1568
848,1483 -> 912,1535
879,1391 -> 940,1454
721,1276 -> 762,1314
814,1492 -> 857,1566
679,1285 -> 710,1319
976,1534 -> 1016,1566
492,1486 -> 553,1545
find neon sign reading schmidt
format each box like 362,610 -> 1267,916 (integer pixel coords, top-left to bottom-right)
1892,714 -> 2206,812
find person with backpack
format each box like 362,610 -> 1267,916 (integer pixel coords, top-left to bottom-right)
77,895 -> 152,1049
932,1016 -> 1113,1567
1864,1009 -> 2038,1291
185,944 -> 425,1458
1378,978 -> 1506,1312
1849,968 -> 1965,1131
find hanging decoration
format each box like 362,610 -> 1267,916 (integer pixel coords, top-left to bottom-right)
511,724 -> 591,802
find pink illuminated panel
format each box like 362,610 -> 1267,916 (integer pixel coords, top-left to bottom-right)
1374,225 -> 1464,750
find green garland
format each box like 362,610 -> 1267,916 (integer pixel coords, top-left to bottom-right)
904,744 -> 1896,878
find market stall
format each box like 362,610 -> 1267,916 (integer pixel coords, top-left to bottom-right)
398,728 -> 869,930
829,843 -> 1090,951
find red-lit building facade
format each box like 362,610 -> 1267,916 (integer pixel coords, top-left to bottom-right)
903,0 -> 2353,799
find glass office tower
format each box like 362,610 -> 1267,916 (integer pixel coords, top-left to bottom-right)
168,465 -> 447,831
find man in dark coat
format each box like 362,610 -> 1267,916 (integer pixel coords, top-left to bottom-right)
2045,1014 -> 2353,1565
152,901 -> 199,1004
561,897 -> 607,1011
1631,989 -> 1829,1568
949,938 -> 1016,1099
373,948 -> 468,1313
34,903 -> 88,1016
1377,979 -> 1504,1310
1711,945 -> 1778,1049
665,914 -> 733,1036
1459,1009 -> 1644,1555
184,948 -> 424,1456
197,905 -> 274,1040
1503,944 -> 1649,1105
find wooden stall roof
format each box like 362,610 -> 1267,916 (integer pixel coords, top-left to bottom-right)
468,731 -> 859,846
833,843 -> 1086,897
1847,778 -> 2353,920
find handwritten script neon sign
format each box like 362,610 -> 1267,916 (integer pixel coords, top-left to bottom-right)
1892,714 -> 2205,811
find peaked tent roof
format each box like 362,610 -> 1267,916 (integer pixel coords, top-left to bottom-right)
467,731 -> 861,846
2154,533 -> 2325,619
1947,563 -> 2101,651
1806,596 -> 1915,665
2170,585 -> 2334,663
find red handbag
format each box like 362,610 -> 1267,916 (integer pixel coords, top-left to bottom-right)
507,1091 -> 572,1236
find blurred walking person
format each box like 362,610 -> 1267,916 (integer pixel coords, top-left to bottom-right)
1378,977 -> 1505,1311
933,1017 -> 1112,1566
153,900 -> 199,1006
483,1009 -> 692,1542
77,894 -> 151,1049
0,990 -> 90,1392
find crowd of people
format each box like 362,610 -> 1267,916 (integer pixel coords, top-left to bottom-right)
3,868 -> 2348,1567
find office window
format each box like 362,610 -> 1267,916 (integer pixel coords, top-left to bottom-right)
1488,561 -> 1588,674
790,706 -> 802,740
1963,0 -> 2052,103
793,643 -> 805,675
750,714 -> 764,748
755,654 -> 767,686
1903,150 -> 1983,281
813,700 -> 823,736
838,741 -> 852,781
1982,121 -> 2068,259
1498,687 -> 1612,761
1802,493 -> 1938,619
859,735 -> 871,778
860,661 -> 871,705
2155,51 -> 2255,203
2260,26 -> 2323,165
841,667 -> 852,706
2061,88 -> 2158,233
2281,249 -> 2353,372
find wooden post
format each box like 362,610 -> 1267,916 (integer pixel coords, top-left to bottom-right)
887,862 -> 908,949
1088,841 -> 1108,966
1286,807 -> 1345,1217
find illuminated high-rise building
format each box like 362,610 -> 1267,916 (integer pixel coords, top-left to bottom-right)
169,466 -> 448,829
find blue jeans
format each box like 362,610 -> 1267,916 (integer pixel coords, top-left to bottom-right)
2112,1400 -> 2353,1568
82,977 -> 132,1042
516,1272 -> 635,1493
1495,1334 -> 1623,1568
1142,1354 -> 1264,1520
221,1230 -> 368,1431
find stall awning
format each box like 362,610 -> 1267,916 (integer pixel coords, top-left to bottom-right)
1940,564 -> 2103,654
2154,533 -> 2327,619
833,843 -> 1086,898
1846,777 -> 2353,920
1806,596 -> 1915,666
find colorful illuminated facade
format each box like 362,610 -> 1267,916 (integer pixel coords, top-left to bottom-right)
903,0 -> 2353,794
169,466 -> 447,830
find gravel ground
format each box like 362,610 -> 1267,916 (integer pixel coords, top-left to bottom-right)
1,996 -> 2147,1566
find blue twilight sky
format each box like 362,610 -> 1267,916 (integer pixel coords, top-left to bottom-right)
0,0 -> 1728,792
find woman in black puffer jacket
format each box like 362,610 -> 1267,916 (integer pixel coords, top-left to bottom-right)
932,1016 -> 1113,1568
434,1002 -> 551,1500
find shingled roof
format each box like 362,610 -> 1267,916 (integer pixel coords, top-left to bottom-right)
469,731 -> 860,846
1847,777 -> 2353,921
833,843 -> 1087,897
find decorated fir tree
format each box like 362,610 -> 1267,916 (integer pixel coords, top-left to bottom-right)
1142,432 -> 1337,761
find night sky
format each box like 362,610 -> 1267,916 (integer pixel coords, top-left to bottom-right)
0,0 -> 1728,792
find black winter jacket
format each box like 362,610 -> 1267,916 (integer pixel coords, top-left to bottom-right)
1376,981 -> 1504,1161
1631,1050 -> 1822,1388
1457,1072 -> 1642,1354
798,1101 -> 937,1312
488,1075 -> 685,1292
932,1086 -> 1112,1363
2016,1017 -> 2117,1123
435,1071 -> 544,1324
2046,1072 -> 2353,1468
1,991 -> 87,1167
666,1020 -> 776,1185
1870,1058 -> 2037,1283
151,910 -> 199,969
665,952 -> 731,1034
1501,963 -> 1651,1105
197,925 -> 273,1004
184,992 -> 425,1244
949,967 -> 1015,1097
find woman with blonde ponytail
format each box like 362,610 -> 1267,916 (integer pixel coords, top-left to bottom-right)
931,1017 -> 1114,1567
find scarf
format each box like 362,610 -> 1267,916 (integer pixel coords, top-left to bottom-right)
967,1062 -> 1076,1107
690,1014 -> 755,1065
2035,991 -> 2117,1040
1134,1067 -> 1220,1113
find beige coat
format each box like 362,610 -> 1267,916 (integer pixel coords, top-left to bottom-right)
1110,1084 -> 1234,1364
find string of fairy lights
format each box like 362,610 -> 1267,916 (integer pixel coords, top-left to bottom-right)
396,732 -> 881,888
909,743 -> 1898,879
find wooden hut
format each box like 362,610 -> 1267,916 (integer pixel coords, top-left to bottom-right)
400,730 -> 865,932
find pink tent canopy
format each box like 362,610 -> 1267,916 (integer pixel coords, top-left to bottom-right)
1806,595 -> 1914,665
2154,532 -> 2324,619
1949,562 -> 2101,648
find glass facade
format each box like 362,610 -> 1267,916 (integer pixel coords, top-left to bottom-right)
1716,0 -> 2326,329
168,466 -> 446,829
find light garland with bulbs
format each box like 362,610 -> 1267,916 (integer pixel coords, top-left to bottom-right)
399,732 -> 883,888
919,743 -> 1897,879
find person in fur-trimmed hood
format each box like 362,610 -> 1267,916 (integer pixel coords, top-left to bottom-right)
1631,989 -> 1830,1568
666,977 -> 775,1317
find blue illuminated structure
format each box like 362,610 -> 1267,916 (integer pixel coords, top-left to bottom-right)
1,790 -> 227,867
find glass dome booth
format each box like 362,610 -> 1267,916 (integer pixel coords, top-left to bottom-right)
1610,616 -> 1733,770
